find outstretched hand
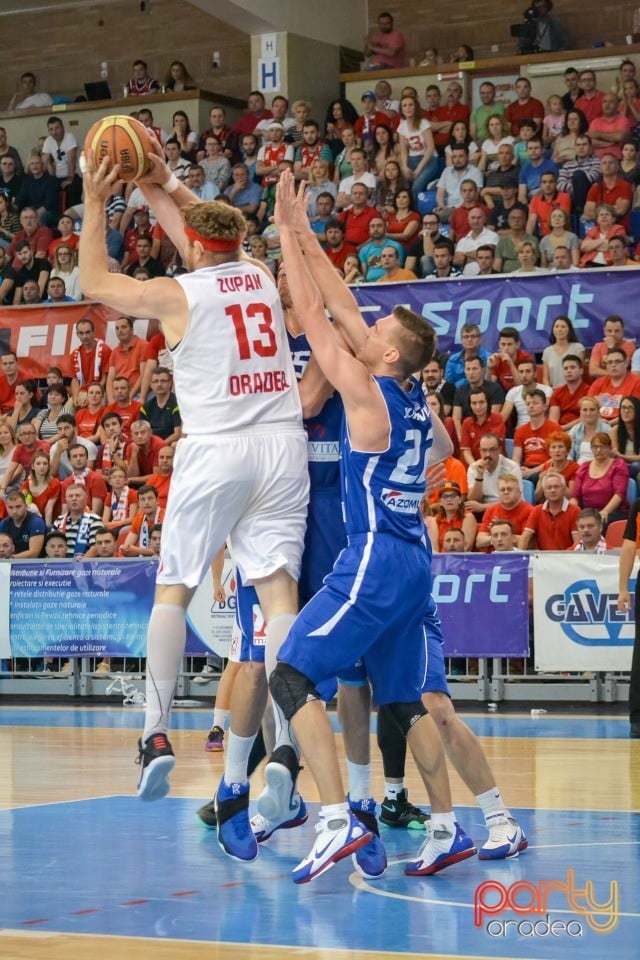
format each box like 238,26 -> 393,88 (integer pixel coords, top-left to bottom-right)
80,149 -> 123,203
275,170 -> 312,236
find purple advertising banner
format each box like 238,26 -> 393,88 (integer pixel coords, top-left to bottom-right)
433,553 -> 530,657
351,270 -> 640,354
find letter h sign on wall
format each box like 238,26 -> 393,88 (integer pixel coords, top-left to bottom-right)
259,33 -> 280,93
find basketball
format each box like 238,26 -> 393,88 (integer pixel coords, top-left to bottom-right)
84,114 -> 153,182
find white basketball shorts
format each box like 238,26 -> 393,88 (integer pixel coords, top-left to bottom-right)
157,425 -> 309,589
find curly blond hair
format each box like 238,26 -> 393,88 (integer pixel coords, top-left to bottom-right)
183,201 -> 245,242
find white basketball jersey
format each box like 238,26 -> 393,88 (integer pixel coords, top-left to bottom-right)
173,262 -> 302,435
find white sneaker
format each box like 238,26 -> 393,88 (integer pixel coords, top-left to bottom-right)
292,810 -> 372,884
478,815 -> 527,860
193,663 -> 218,684
405,822 -> 476,876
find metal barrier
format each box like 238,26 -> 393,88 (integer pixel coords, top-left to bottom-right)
0,655 -> 630,704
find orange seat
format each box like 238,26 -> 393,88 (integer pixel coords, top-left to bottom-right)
605,519 -> 627,549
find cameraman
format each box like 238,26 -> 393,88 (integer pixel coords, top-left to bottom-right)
532,0 -> 569,52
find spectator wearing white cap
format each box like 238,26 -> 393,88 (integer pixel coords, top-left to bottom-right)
255,121 -> 295,186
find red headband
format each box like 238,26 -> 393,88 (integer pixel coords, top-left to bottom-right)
184,225 -> 240,252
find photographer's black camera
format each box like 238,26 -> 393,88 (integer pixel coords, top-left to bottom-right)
510,6 -> 539,54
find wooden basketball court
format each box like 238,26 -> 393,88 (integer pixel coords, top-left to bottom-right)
1,704 -> 638,960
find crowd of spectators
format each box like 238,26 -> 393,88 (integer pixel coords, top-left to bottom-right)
2,57 -> 640,303
0,315 -> 176,569
2,56 -> 640,548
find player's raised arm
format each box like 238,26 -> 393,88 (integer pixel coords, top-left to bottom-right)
276,172 -> 374,409
286,177 -> 369,356
132,138 -> 197,260
79,152 -> 187,334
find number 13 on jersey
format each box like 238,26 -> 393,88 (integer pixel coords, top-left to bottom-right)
226,302 -> 277,360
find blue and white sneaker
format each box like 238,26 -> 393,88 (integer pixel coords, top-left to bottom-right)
256,744 -> 301,823
292,810 -> 372,884
215,777 -> 258,863
136,732 -> 175,802
478,815 -> 527,860
251,795 -> 308,842
404,822 -> 477,876
348,795 -> 387,879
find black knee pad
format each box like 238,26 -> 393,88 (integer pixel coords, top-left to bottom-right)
382,700 -> 428,738
269,662 -> 319,721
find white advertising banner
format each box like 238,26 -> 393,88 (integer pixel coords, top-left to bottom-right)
532,553 -> 636,671
0,562 -> 10,658
186,558 -> 235,657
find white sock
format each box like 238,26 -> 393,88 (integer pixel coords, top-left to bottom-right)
430,811 -> 457,834
346,759 -> 371,802
476,786 -> 507,825
213,708 -> 230,730
320,801 -> 349,822
224,731 -> 257,785
384,780 -> 404,800
143,603 -> 186,743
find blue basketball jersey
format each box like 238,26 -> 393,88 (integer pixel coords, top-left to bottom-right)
341,375 -> 433,541
288,330 -> 343,492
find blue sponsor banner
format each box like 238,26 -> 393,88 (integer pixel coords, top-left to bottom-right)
7,560 -> 233,658
9,560 -> 157,658
433,553 -> 530,657
7,555 -> 528,659
351,271 -> 640,354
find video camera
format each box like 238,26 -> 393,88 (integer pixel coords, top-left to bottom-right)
510,7 -> 539,55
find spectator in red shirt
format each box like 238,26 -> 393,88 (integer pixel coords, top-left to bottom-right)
119,484 -> 165,557
21,451 -> 60,526
126,419 -> 165,486
588,314 -> 635,379
74,382 -> 106,444
146,445 -> 174,510
102,377 -> 142,441
69,317 -> 111,404
323,219 -> 356,271
476,474 -> 534,550
430,480 -> 477,553
431,82 -> 471,153
338,183 -> 377,247
449,180 -> 489,243
106,317 -> 151,402
526,173 -> 571,237
460,387 -> 506,466
97,412 -> 128,475
6,206 -> 53,267
505,78 -> 545,136
363,11 -> 407,70
520,471 -> 581,550
513,389 -> 559,481
549,355 -> 590,429
486,327 -> 533,393
234,91 -> 272,137
102,465 -> 138,531
354,92 -> 392,154
588,347 -> 640,424
583,155 -> 633,234
60,443 -> 108,515
0,351 -> 21,415
0,421 -> 49,493
588,93 -> 631,160
535,431 -> 579,500
574,70 -> 605,125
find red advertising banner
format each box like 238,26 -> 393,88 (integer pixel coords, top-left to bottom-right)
0,303 -> 160,379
